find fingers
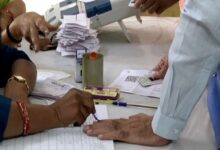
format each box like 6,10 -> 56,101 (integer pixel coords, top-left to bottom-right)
151,56 -> 168,79
135,0 -> 158,13
35,15 -> 58,35
84,120 -> 130,141
140,0 -> 155,12
129,113 -> 149,120
72,88 -> 95,114
12,12 -> 58,51
98,130 -> 129,141
135,0 -> 145,8
84,119 -> 127,137
152,60 -> 168,80
148,2 -> 160,14
74,111 -> 87,126
29,26 -> 41,51
46,22 -> 59,32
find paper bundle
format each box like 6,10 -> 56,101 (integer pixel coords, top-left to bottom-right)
56,13 -> 100,56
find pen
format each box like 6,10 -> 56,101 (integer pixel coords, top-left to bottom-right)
92,113 -> 100,121
95,100 -> 157,109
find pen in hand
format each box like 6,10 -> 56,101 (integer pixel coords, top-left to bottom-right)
92,113 -> 100,121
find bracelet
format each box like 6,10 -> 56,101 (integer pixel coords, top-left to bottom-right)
16,101 -> 30,136
6,25 -> 22,43
7,75 -> 30,94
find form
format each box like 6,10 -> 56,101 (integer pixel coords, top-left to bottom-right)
109,69 -> 162,98
0,105 -> 114,150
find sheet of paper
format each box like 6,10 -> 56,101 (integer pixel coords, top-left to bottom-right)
109,69 -> 162,98
31,79 -> 74,100
37,69 -> 71,81
0,105 -> 114,150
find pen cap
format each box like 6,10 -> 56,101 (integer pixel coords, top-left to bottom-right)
82,52 -> 103,87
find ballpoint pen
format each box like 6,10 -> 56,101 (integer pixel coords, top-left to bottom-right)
94,100 -> 157,109
92,113 -> 100,121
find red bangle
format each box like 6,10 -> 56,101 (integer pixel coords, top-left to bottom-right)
16,101 -> 30,136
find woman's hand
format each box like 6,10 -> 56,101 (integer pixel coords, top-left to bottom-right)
9,12 -> 58,51
50,89 -> 95,127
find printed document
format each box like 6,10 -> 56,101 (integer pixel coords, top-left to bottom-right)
110,69 -> 162,98
0,105 -> 114,150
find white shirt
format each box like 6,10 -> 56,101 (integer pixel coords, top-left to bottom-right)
152,0 -> 220,140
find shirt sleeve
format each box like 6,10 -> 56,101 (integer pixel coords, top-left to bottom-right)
0,96 -> 11,142
0,45 -> 31,87
152,0 -> 220,140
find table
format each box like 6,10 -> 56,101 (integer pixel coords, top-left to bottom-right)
21,16 -> 216,150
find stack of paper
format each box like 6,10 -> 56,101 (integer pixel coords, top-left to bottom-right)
56,14 -> 100,56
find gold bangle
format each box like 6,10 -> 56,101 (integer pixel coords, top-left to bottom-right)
8,75 -> 30,93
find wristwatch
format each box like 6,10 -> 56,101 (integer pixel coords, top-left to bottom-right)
8,75 -> 29,93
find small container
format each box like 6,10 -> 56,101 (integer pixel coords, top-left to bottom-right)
74,49 -> 87,83
82,52 -> 103,87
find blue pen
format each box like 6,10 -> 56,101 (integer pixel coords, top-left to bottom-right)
92,113 -> 100,121
95,100 -> 157,109
112,102 -> 128,107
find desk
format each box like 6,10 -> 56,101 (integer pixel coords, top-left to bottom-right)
21,17 -> 215,150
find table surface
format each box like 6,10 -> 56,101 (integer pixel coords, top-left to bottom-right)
21,16 -> 216,150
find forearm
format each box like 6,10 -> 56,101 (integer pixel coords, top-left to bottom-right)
4,102 -> 60,139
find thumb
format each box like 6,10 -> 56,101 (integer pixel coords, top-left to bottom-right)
46,22 -> 59,32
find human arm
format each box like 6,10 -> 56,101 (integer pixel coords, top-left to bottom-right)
0,45 -> 36,104
3,88 -> 95,139
84,114 -> 170,146
134,0 -> 179,14
152,0 -> 220,140
1,12 -> 58,51
85,0 -> 220,145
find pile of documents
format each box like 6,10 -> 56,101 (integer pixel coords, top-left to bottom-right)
56,13 -> 100,56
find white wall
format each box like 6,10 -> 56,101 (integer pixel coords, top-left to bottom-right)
23,0 -> 62,15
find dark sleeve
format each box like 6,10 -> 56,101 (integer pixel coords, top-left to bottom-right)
0,45 -> 32,87
0,96 -> 11,142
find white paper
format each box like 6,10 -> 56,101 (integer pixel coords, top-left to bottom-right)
109,69 -> 162,98
0,105 -> 114,150
56,14 -> 100,57
31,79 -> 74,100
37,69 -> 71,81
